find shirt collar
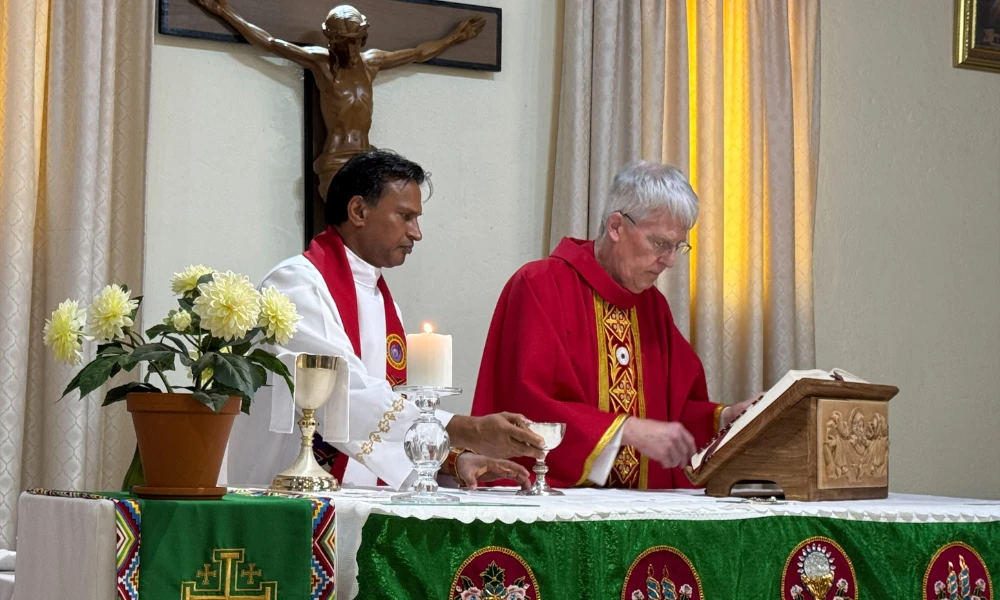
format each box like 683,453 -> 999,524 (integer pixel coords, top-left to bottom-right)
345,245 -> 381,289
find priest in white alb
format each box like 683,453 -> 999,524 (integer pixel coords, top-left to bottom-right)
227,150 -> 543,490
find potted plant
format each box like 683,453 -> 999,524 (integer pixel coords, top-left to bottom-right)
43,265 -> 301,499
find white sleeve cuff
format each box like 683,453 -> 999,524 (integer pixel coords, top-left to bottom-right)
587,424 -> 625,485
435,409 -> 454,428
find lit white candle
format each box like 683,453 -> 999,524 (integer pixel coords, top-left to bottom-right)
405,322 -> 453,387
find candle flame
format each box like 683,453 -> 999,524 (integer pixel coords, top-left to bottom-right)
422,322 -> 433,334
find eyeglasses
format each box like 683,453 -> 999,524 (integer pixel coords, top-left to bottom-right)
621,212 -> 692,256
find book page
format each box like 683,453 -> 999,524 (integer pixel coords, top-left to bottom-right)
689,368 -> 867,471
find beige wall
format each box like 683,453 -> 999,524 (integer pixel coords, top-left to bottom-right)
143,0 -> 562,414
815,0 -> 1000,498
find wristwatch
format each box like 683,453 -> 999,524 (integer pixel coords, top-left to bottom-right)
444,447 -> 473,477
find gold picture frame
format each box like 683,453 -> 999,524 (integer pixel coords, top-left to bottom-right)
955,0 -> 1000,72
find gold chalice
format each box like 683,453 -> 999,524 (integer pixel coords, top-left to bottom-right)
271,354 -> 344,492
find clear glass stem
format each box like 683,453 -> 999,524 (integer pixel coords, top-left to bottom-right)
392,386 -> 462,504
413,465 -> 440,494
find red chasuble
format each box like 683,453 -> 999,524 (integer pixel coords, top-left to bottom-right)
303,227 -> 407,480
472,238 -> 722,489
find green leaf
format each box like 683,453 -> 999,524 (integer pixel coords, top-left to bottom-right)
98,345 -> 128,357
211,385 -> 251,414
178,297 -> 195,312
145,324 -> 174,338
248,349 -> 294,396
78,355 -> 123,399
61,368 -> 85,398
118,353 -> 140,372
97,342 -> 125,355
102,381 -> 160,406
162,335 -> 190,358
229,341 -> 252,356
195,273 -> 215,288
206,329 -> 259,354
212,354 -> 256,399
129,343 -> 176,363
120,445 -> 145,492
190,352 -> 216,382
192,390 -> 232,414
460,576 -> 475,590
248,362 -> 267,391
129,295 -> 143,320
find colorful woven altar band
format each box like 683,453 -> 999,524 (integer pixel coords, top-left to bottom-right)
357,513 -> 1000,599
26,490 -> 335,600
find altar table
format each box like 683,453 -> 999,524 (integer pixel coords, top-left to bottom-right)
13,487 -> 1000,599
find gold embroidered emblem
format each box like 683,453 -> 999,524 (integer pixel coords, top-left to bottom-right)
594,293 -> 648,489
386,333 -> 406,370
355,395 -> 406,464
181,549 -> 277,600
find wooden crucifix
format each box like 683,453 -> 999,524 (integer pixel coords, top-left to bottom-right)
159,0 -> 501,245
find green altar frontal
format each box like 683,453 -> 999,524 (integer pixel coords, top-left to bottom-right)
17,487 -> 1000,600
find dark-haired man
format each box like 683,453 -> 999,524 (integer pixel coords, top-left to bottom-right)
227,150 -> 543,490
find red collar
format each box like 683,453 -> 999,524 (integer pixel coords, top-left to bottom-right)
550,237 -> 639,309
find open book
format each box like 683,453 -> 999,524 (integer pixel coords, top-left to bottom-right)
689,368 -> 867,472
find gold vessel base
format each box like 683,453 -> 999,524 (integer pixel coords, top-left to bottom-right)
270,475 -> 340,492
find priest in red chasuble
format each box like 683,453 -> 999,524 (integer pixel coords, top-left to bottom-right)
473,162 -> 755,489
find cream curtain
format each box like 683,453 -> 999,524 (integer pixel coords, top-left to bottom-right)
551,0 -> 818,405
0,0 -> 151,549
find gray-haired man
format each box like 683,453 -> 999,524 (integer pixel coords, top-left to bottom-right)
472,161 -> 756,490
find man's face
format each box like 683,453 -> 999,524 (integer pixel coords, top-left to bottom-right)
605,209 -> 689,293
355,180 -> 423,268
323,15 -> 369,55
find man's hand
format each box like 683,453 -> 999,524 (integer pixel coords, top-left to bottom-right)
621,418 -> 696,469
453,15 -> 486,43
455,454 -> 531,491
447,413 -> 545,460
720,393 -> 763,429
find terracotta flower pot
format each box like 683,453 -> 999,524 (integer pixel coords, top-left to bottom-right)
126,392 -> 240,500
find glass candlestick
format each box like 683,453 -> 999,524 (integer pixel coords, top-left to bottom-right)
391,386 -> 462,504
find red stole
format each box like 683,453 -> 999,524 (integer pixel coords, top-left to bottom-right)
303,227 -> 408,481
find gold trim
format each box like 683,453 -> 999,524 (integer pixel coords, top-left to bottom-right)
574,414 -> 629,486
594,294 -> 611,412
922,541 -> 992,598
181,548 -> 277,600
629,308 -> 646,420
954,0 -> 1000,73
713,404 -> 726,432
620,546 -> 703,600
593,293 -> 648,488
355,395 -> 406,464
780,536 -> 857,600
629,307 -> 649,490
450,546 -> 542,600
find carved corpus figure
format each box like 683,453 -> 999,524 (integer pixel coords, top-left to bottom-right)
197,0 -> 485,198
